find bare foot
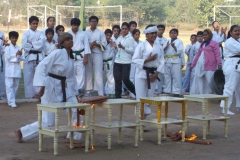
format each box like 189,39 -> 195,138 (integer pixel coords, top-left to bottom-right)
14,129 -> 24,143
66,143 -> 85,149
64,138 -> 81,144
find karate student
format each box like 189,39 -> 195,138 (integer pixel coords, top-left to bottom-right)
155,24 -> 167,95
85,16 -> 107,96
42,28 -> 56,57
5,31 -> 24,108
129,29 -> 142,98
55,25 -> 65,39
103,29 -> 116,98
113,22 -> 136,98
190,29 -> 222,94
15,33 -> 84,147
22,16 -> 43,98
212,21 -> 227,64
129,21 -> 137,36
220,25 -> 240,115
41,16 -> 58,42
163,28 -> 184,97
132,25 -> 164,122
182,34 -> 197,92
0,31 -> 6,100
190,31 -> 204,94
111,25 -> 121,42
68,18 -> 90,90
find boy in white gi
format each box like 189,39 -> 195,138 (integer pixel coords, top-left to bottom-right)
22,16 -> 43,98
155,24 -> 167,95
111,25 -> 121,42
182,34 -> 197,92
129,21 -> 137,36
85,16 -> 107,96
42,28 -> 56,57
163,28 -> 184,97
68,18 -> 90,90
55,25 -> 65,40
0,31 -> 6,100
132,25 -> 164,128
103,29 -> 116,98
5,31 -> 24,108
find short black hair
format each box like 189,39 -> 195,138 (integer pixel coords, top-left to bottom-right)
45,28 -> 54,35
56,25 -> 65,32
71,18 -> 81,26
132,29 -> 140,35
129,21 -> 137,27
212,20 -> 219,26
104,29 -> 113,35
112,25 -> 120,31
29,16 -> 39,24
197,31 -> 203,36
9,31 -> 19,39
47,16 -> 55,23
157,24 -> 165,29
191,34 -> 197,38
121,22 -> 130,29
169,28 -> 179,34
89,16 -> 99,22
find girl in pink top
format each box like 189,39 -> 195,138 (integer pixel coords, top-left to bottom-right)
190,29 -> 222,94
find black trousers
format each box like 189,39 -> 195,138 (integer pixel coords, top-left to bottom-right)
113,62 -> 136,98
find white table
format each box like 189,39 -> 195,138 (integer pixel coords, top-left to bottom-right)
37,102 -> 91,155
140,96 -> 187,144
90,99 -> 140,149
184,94 -> 229,140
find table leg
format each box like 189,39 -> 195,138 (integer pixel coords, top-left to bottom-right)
182,101 -> 186,120
91,104 -> 95,125
136,104 -> 139,124
224,119 -> 228,138
38,110 -> 42,152
202,100 -> 207,119
108,106 -> 112,127
91,129 -> 94,146
77,109 -> 80,126
134,126 -> 138,147
54,133 -> 58,155
118,128 -> 122,143
157,103 -> 162,123
70,132 -> 73,149
107,129 -> 112,150
203,122 -> 207,140
185,101 -> 188,118
157,125 -> 162,145
181,123 -> 185,142
39,133 -> 43,152
119,104 -> 123,123
140,124 -> 143,141
85,131 -> 90,153
140,102 -> 144,120
224,98 -> 228,117
68,108 -> 72,126
206,99 -> 210,116
164,124 -> 167,139
165,102 -> 168,118
207,120 -> 210,134
55,111 -> 59,131
85,107 -> 89,128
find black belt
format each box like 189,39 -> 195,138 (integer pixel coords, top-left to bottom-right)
143,66 -> 160,89
0,55 -> 3,72
26,50 -> 41,64
219,44 -> 224,59
230,55 -> 240,58
48,73 -> 67,102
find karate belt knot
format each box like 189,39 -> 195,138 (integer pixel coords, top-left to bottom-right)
103,58 -> 113,70
143,66 -> 160,89
27,50 -> 42,64
0,55 -> 3,72
48,72 -> 67,102
73,49 -> 84,60
164,55 -> 179,60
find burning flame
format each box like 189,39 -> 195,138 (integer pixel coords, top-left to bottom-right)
90,145 -> 95,150
91,103 -> 95,108
185,134 -> 197,140
73,124 -> 86,129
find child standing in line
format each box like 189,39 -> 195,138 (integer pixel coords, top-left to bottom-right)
111,25 -> 121,42
55,25 -> 65,39
42,28 -> 56,57
5,31 -> 24,108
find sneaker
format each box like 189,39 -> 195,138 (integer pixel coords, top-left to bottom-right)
10,104 -> 17,108
222,109 -> 235,115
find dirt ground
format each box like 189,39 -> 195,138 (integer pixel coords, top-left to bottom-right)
0,98 -> 240,160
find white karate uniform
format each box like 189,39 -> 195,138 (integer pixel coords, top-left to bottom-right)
0,32 -> 6,98
41,28 -> 58,42
220,37 -> 240,111
155,36 -> 167,94
5,43 -> 24,106
42,39 -> 56,57
22,29 -> 43,98
68,29 -> 91,90
190,41 -> 201,94
20,48 -> 83,141
133,40 -> 165,115
163,39 -> 184,94
85,28 -> 107,95
212,31 -> 225,64
182,44 -> 193,92
103,43 -> 116,95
